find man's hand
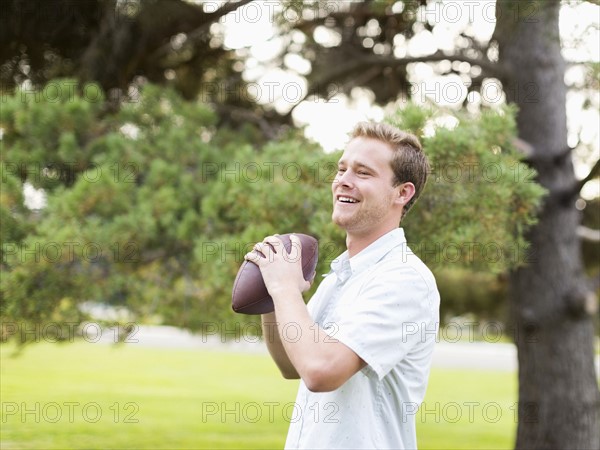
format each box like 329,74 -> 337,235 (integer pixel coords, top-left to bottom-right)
249,234 -> 364,392
245,234 -> 310,298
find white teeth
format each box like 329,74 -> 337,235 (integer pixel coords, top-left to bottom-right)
338,196 -> 358,203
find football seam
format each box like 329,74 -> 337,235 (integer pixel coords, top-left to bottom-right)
301,241 -> 318,279
235,294 -> 272,311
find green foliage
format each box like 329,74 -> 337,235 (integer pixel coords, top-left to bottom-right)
1,80 -> 105,191
1,81 -> 545,342
0,80 -> 341,339
388,104 -> 546,274
434,268 -> 508,322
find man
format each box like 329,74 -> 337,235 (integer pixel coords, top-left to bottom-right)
246,122 -> 440,449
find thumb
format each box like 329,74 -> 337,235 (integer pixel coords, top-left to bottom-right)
291,234 -> 311,292
288,233 -> 303,263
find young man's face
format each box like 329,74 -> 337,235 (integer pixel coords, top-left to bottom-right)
332,136 -> 404,235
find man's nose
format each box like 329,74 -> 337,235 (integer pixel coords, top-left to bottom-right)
334,170 -> 354,188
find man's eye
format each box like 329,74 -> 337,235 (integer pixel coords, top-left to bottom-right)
358,171 -> 369,176
337,168 -> 346,173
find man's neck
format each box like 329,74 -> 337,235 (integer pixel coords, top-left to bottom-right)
346,226 -> 398,258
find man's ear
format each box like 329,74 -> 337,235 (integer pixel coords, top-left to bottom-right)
395,182 -> 416,206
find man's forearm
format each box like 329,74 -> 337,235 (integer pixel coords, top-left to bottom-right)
261,311 -> 299,379
270,289 -> 346,390
248,234 -> 364,391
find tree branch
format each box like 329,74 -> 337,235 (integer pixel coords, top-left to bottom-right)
214,104 -> 279,140
305,50 -> 506,100
576,158 -> 600,194
203,0 -> 256,22
151,0 -> 256,63
578,226 -> 600,243
589,272 -> 600,293
522,145 -> 573,164
512,137 -> 535,159
550,157 -> 600,203
373,51 -> 506,77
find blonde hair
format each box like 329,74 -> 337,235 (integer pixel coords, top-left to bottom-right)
351,121 -> 430,218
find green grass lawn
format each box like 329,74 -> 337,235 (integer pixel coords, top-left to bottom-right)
0,341 -> 516,449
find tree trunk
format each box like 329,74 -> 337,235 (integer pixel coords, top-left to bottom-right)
494,1 -> 600,448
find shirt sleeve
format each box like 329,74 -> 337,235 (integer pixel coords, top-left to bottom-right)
329,263 -> 437,380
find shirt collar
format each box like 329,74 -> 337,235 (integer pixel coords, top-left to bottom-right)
330,228 -> 407,282
330,250 -> 351,282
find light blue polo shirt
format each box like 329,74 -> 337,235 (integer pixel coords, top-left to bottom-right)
285,228 -> 440,449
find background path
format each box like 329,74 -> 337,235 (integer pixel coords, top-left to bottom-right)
95,325 -> 599,375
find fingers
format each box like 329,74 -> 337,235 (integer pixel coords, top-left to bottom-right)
262,235 -> 283,252
244,234 -> 303,263
244,247 -> 261,264
244,236 -> 280,264
243,234 -> 310,294
289,233 -> 302,250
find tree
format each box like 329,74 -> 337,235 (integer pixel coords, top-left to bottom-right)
0,0 -> 285,134
494,1 -> 600,446
0,79 -> 333,336
275,0 -> 600,446
0,0 -> 257,93
1,79 -> 543,342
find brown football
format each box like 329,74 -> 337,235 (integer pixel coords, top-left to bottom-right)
231,233 -> 319,315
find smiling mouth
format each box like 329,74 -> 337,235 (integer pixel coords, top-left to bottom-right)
336,195 -> 359,204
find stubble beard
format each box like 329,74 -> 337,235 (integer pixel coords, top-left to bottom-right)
332,195 -> 393,233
